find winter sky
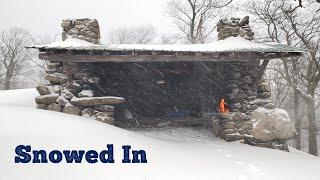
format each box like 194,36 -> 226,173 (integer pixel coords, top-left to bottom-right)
0,0 -> 172,40
0,0 -> 246,42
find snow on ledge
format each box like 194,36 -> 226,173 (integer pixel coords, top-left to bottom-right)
33,37 -> 303,53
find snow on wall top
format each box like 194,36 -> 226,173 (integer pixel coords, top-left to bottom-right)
30,37 -> 303,53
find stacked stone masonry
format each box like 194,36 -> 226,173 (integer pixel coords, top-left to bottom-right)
217,16 -> 254,41
35,18 -> 296,152
61,18 -> 101,44
35,61 -> 125,125
212,17 -> 296,151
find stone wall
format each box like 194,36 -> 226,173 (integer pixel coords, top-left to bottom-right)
35,19 -> 124,125
35,61 -> 125,124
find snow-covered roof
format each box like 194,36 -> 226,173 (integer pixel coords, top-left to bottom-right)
30,37 -> 302,53
28,37 -> 303,62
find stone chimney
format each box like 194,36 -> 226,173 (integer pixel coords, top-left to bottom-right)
61,18 -> 101,44
217,16 -> 254,41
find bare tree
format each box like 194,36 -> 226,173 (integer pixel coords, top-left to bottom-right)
160,33 -> 180,44
108,24 -> 156,44
246,0 -> 320,155
0,28 -> 33,90
166,0 -> 233,44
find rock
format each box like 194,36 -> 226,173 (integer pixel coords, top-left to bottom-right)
53,85 -> 62,94
36,104 -> 47,110
231,112 -> 250,121
95,113 -> 114,124
242,121 -> 254,130
259,92 -> 271,99
232,103 -> 242,109
264,103 -> 275,109
249,98 -> 271,106
251,107 -> 296,142
247,96 -> 256,101
223,122 -> 238,129
62,88 -> 74,100
36,85 -> 51,95
257,82 -> 270,93
243,76 -> 253,84
47,62 -> 61,69
78,90 -> 94,98
223,128 -> 238,134
212,119 -> 221,136
35,94 -> 59,105
94,105 -> 114,112
88,19 -> 99,28
81,108 -> 93,117
222,133 -> 243,142
45,73 -> 67,85
67,82 -> 82,94
56,96 -> 69,107
63,103 -> 80,115
70,96 -> 125,107
247,104 -> 258,110
47,103 -> 61,112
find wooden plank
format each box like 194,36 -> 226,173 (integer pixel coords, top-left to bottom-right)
39,51 -> 301,63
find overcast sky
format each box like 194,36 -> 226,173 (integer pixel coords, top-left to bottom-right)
0,0 -> 174,41
0,0 -> 248,43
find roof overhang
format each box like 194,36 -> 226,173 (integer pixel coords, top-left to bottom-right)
37,49 -> 302,63
27,37 -> 304,63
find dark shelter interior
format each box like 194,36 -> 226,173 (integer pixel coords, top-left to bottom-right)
82,61 -> 231,121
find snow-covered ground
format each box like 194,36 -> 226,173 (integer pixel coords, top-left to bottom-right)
1,89 -> 320,180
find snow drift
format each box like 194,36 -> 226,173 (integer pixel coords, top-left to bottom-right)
0,89 -> 320,180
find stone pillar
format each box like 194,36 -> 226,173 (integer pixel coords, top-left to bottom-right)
212,17 -> 295,151
217,16 -> 254,41
61,18 -> 101,44
35,18 -> 123,125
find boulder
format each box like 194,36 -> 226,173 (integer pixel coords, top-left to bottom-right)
251,107 -> 296,142
63,103 -> 80,115
70,96 -> 125,107
35,94 -> 59,105
36,85 -> 51,95
45,73 -> 67,85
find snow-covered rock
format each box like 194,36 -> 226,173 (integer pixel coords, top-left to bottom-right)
252,107 -> 297,142
78,90 -> 94,98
